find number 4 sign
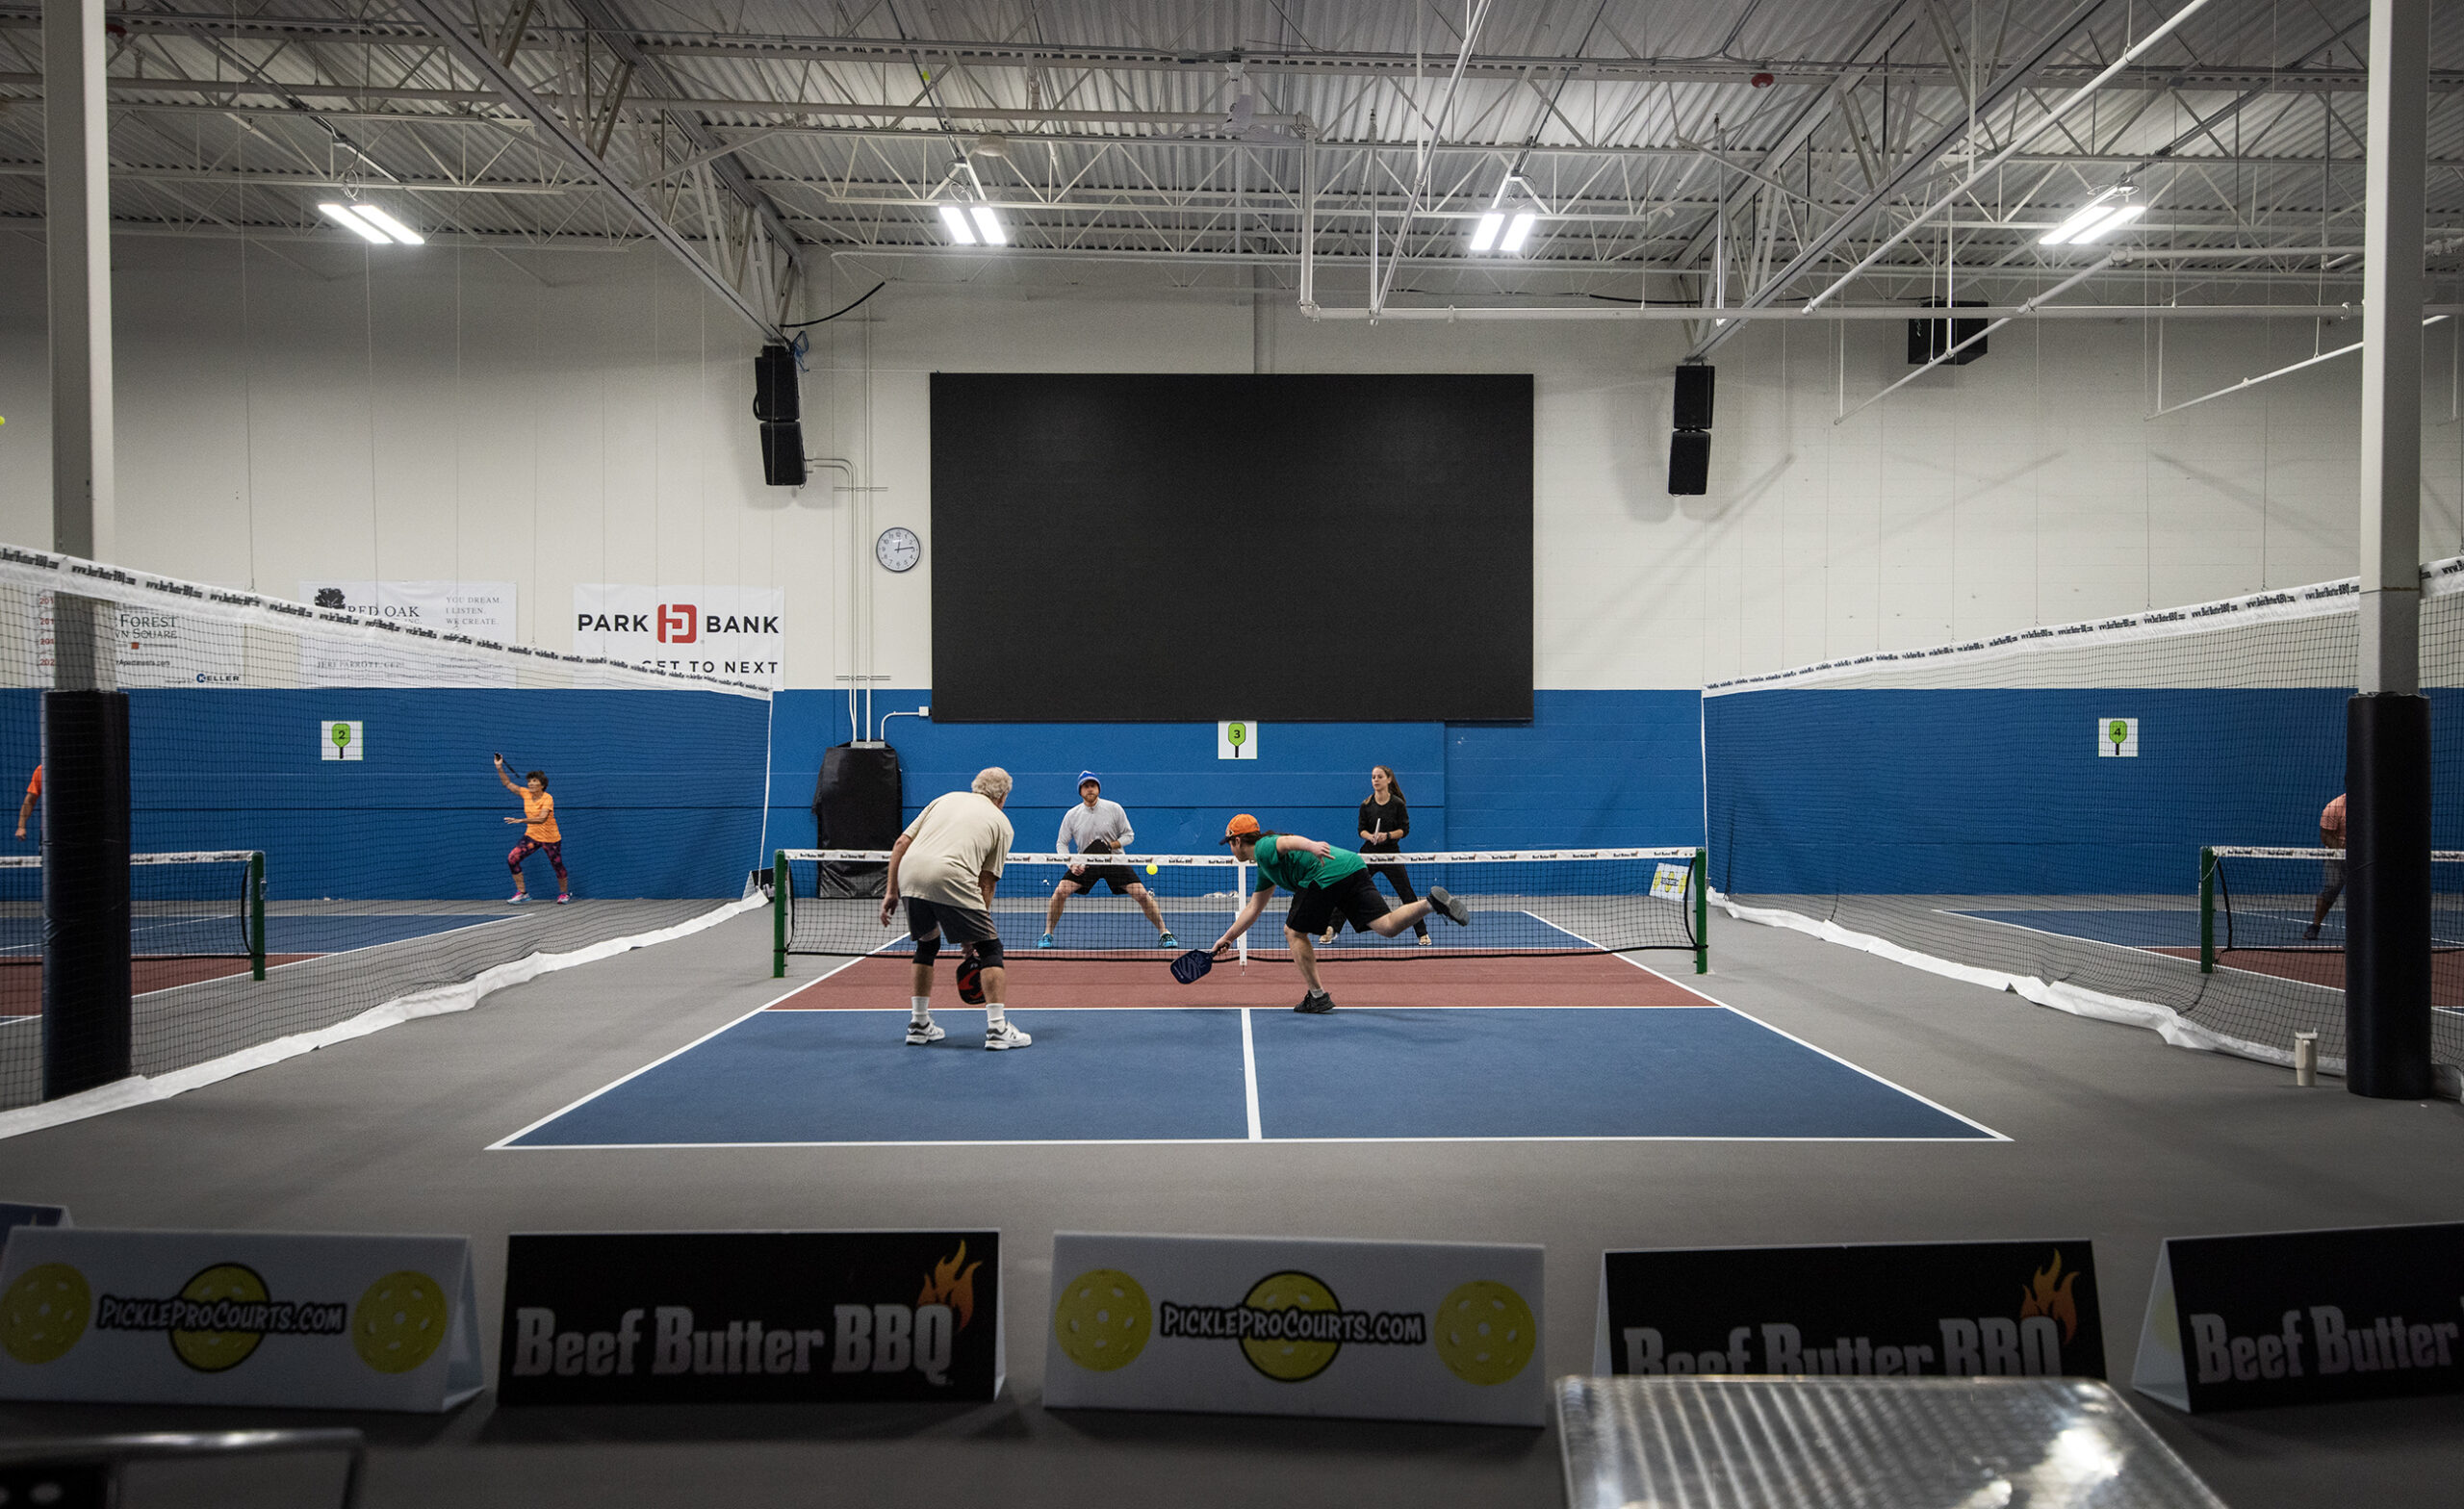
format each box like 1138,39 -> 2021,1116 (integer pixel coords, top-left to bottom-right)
2098,718 -> 2139,757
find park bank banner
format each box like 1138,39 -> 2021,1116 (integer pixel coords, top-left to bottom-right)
497,1231 -> 1002,1404
1043,1233 -> 1545,1425
1593,1240 -> 2107,1380
0,1228 -> 480,1411
2133,1222 -> 2464,1412
573,584 -> 784,689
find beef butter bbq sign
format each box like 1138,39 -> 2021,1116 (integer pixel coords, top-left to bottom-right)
498,1231 -> 1001,1403
2133,1222 -> 2464,1412
1594,1240 -> 2107,1380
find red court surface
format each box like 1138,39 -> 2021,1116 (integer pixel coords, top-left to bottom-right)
771,950 -> 1708,1010
2148,945 -> 2464,1006
0,957 -> 312,1016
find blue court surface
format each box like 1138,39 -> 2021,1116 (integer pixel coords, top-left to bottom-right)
1012,907 -> 1615,953
0,911 -> 513,959
499,1003 -> 1999,1148
1953,907 -> 2335,951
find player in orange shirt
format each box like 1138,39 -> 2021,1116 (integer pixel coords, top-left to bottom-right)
496,754 -> 571,905
2305,792 -> 2346,940
13,765 -> 38,841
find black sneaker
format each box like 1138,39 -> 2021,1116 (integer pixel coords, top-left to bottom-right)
1428,886 -> 1471,927
1295,990 -> 1335,1014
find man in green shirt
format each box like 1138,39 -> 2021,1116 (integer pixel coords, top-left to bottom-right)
1208,812 -> 1470,1013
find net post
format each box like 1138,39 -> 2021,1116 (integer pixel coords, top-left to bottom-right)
249,851 -> 266,982
1693,847 -> 1709,974
2197,847 -> 2215,974
773,850 -> 788,978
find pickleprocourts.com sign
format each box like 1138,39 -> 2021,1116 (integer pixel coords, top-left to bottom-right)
573,585 -> 784,689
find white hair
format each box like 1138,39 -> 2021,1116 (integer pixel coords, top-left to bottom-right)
971,767 -> 1014,801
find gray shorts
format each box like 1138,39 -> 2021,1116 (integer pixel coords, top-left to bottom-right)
2322,857 -> 2347,891
905,897 -> 998,947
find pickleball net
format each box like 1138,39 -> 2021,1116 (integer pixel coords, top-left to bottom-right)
1706,554 -> 2464,1086
773,847 -> 1708,972
0,548 -> 774,1113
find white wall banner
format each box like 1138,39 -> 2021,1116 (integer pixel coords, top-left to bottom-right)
35,595 -> 244,689
298,581 -> 518,640
573,585 -> 784,689
1042,1233 -> 1544,1425
0,1228 -> 481,1411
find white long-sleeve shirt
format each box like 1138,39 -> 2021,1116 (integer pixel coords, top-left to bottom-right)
1058,798 -> 1135,855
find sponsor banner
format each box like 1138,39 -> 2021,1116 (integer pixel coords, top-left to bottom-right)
2133,1222 -> 2464,1412
0,1229 -> 480,1411
34,595 -> 244,689
497,1231 -> 1001,1404
299,581 -> 518,640
573,585 -> 783,689
1593,1240 -> 2105,1381
1043,1233 -> 1544,1425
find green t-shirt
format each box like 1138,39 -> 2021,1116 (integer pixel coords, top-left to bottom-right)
1251,834 -> 1366,892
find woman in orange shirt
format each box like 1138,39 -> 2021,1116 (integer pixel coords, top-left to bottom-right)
496,754 -> 571,905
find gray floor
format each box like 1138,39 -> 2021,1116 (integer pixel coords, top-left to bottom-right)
0,908 -> 2457,1506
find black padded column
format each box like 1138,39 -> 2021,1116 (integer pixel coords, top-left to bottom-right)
2344,691 -> 2432,1099
40,689 -> 130,1099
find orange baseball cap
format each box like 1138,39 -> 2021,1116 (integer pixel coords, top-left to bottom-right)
1219,813 -> 1262,845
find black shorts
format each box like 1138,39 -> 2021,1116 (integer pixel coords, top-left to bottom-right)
1059,863 -> 1141,895
905,897 -> 998,947
1284,870 -> 1391,937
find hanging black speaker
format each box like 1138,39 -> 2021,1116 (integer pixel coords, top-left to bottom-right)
754,344 -> 801,422
1668,430 -> 1710,496
1674,364 -> 1716,430
1909,299 -> 1989,365
760,422 -> 807,487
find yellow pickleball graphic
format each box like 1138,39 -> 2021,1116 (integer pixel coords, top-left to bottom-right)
1052,1267 -> 1150,1371
1240,1270 -> 1341,1382
1434,1280 -> 1535,1386
1,1263 -> 90,1364
353,1269 -> 449,1374
169,1264 -> 268,1372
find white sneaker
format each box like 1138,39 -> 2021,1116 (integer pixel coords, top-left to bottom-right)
985,1021 -> 1034,1051
905,1019 -> 944,1046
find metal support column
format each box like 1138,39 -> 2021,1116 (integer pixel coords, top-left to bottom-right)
2347,0 -> 2433,1100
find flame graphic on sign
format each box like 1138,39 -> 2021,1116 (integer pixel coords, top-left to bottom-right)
2018,1251 -> 2079,1341
918,1242 -> 982,1331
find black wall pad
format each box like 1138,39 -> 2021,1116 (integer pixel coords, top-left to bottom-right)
2345,692 -> 2434,1099
811,743 -> 903,897
42,689 -> 131,1100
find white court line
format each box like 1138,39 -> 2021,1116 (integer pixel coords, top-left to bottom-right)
488,948 -> 880,1150
1240,1008 -> 1262,1140
508,1134 -> 2006,1151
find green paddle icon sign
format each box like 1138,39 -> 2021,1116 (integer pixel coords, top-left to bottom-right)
1227,723 -> 1246,750
331,722 -> 352,756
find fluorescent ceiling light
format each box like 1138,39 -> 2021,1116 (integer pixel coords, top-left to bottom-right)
2040,189 -> 2127,245
1499,211 -> 1537,254
1469,212 -> 1504,252
317,202 -> 390,243
937,203 -> 978,244
346,203 -> 424,245
2066,202 -> 2146,243
968,205 -> 1007,245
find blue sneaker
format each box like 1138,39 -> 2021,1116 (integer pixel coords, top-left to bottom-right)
1037,933 -> 1056,949
1158,931 -> 1179,948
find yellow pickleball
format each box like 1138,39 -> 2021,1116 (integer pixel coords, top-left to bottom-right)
353,1269 -> 449,1374
1145,863 -> 1158,875
1241,1270 -> 1341,1382
1434,1280 -> 1535,1386
1,1263 -> 90,1365
170,1264 -> 269,1372
1052,1267 -> 1150,1371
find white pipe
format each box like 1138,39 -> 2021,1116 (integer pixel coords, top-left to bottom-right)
1802,0 -> 2225,315
2144,315 -> 2449,420
1834,255 -> 2118,424
1301,302 -> 2451,322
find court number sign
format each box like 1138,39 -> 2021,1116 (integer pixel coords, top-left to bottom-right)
321,721 -> 364,761
2098,717 -> 2139,757
1217,721 -> 1259,761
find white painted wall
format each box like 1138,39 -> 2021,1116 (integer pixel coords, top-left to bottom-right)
2,233 -> 2457,693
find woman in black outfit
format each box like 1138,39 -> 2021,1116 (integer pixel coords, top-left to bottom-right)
1355,764 -> 1429,944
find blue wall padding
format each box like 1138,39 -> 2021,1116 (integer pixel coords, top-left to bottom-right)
766,687 -> 1707,857
23,688 -> 773,901
1700,685 -> 2427,897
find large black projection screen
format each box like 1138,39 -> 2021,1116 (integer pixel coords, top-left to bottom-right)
930,373 -> 1533,722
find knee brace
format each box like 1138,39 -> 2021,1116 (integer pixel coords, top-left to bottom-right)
972,938 -> 1005,971
911,933 -> 943,967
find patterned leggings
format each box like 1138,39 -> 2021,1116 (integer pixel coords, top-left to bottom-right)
509,838 -> 568,883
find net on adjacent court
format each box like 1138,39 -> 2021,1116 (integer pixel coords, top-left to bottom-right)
1705,557 -> 2464,1082
774,847 -> 1707,966
0,548 -> 774,1111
